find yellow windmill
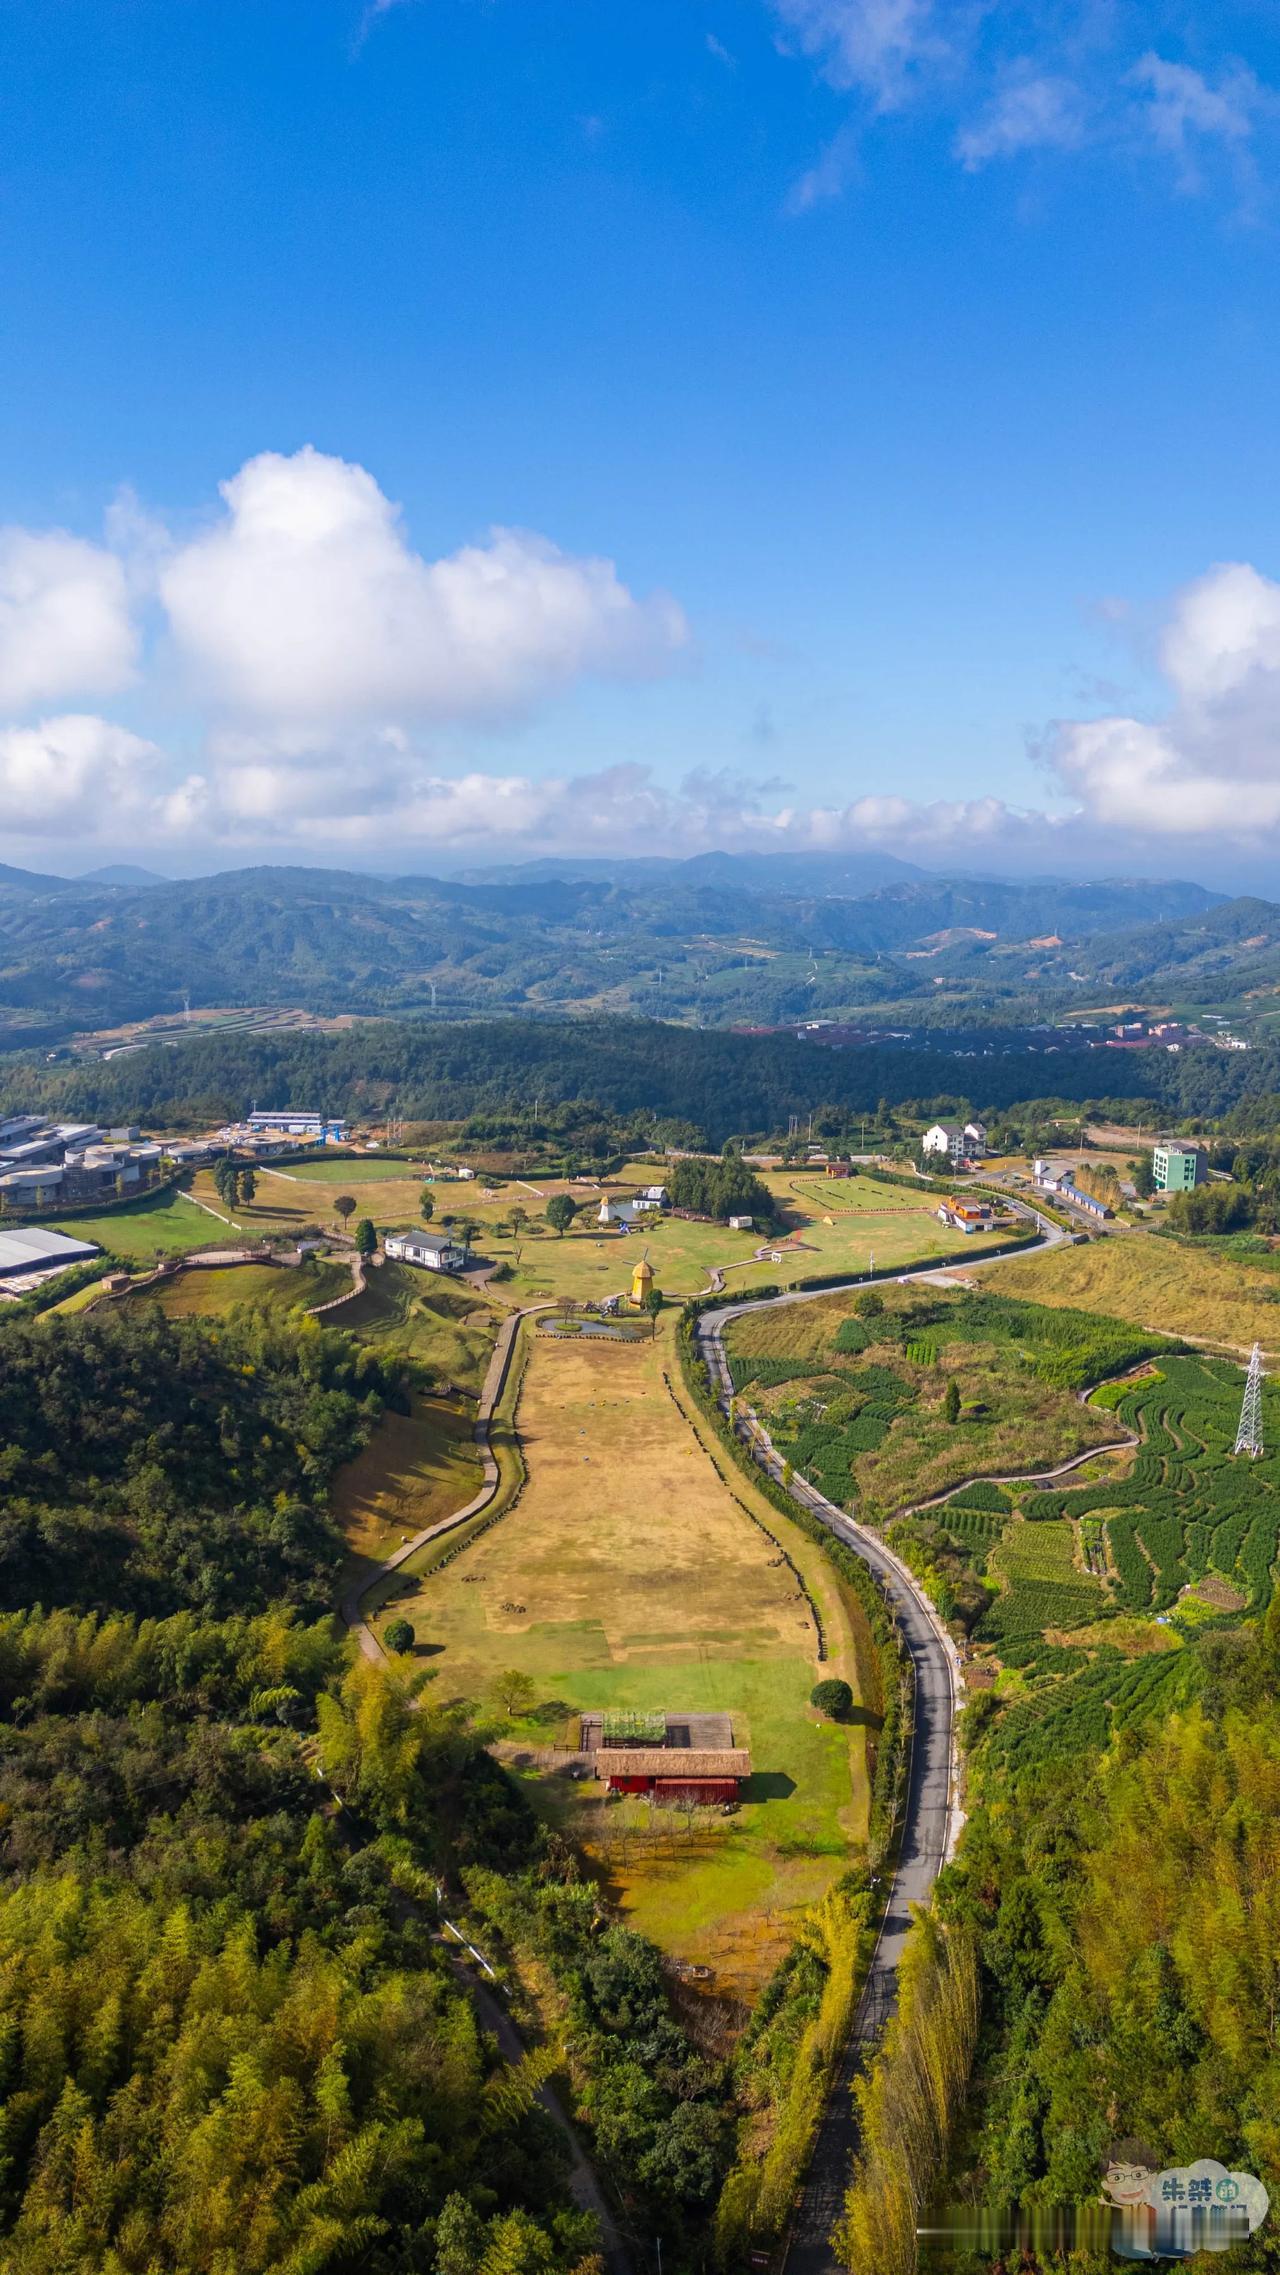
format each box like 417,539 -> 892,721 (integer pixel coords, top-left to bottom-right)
630,1250 -> 654,1307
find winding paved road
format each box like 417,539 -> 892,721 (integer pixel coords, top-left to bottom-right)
694,1199 -> 1067,2275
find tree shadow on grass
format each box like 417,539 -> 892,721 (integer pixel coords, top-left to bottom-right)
744,1771 -> 796,1802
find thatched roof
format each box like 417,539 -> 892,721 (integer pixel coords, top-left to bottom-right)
598,1748 -> 751,1779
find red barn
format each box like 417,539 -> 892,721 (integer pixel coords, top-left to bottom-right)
599,1747 -> 752,1805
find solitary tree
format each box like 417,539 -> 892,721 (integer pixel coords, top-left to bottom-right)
855,1290 -> 885,1320
642,1284 -> 663,1317
546,1194 -> 578,1238
354,1217 -> 377,1259
944,1379 -> 961,1426
811,1677 -> 854,1720
334,1194 -> 357,1230
239,1165 -> 257,1206
493,1668 -> 536,1718
457,1219 -> 478,1257
419,1188 -> 435,1223
383,1619 -> 416,1655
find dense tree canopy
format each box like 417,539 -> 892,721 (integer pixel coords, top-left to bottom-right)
0,1307 -> 399,1620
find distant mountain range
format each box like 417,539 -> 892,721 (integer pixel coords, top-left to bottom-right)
0,850 -> 1248,1048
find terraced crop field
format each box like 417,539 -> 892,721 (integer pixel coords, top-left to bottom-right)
727,1285 -> 1139,1521
1025,1353 -> 1280,1616
978,1518 -> 1105,1645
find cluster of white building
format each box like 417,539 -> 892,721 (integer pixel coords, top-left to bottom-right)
0,1116 -> 179,1210
597,1185 -> 668,1229
921,1119 -> 987,1165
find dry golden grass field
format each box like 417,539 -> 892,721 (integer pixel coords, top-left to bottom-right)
376,1325 -> 870,1995
976,1229 -> 1280,1354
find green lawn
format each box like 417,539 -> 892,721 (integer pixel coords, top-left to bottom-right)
190,1156 -> 1017,1306
269,1154 -> 430,1183
55,1188 -> 233,1262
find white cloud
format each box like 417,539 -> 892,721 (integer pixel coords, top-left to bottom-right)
706,32 -> 735,67
159,446 -> 688,729
0,715 -> 161,832
770,4 -> 1274,204
0,530 -> 136,710
787,122 -> 861,208
957,71 -> 1086,169
1128,53 -> 1261,169
1050,559 -> 1280,839
770,0 -> 946,108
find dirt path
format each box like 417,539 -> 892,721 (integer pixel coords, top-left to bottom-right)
339,1303 -> 531,1660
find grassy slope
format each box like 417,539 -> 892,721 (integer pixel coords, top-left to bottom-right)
377,1323 -> 869,1996
138,1258 -> 350,1318
334,1260 -> 497,1397
56,1188 -> 236,1261
977,1229 -> 1280,1352
333,1391 -> 485,1566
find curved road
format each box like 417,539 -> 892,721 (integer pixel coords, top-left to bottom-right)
694,1199 -> 1067,2275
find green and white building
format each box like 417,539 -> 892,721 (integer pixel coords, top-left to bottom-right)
1152,1141 -> 1205,1193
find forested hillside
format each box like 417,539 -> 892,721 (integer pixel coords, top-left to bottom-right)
6,1013 -> 1278,1148
0,857 -> 1222,1043
937,1620 -> 1280,2264
0,1303 -> 725,2272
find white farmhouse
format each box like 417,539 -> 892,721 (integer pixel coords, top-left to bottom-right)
383,1233 -> 469,1274
922,1122 -> 968,1164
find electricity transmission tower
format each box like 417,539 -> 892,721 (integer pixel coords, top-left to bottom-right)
1234,1342 -> 1265,1459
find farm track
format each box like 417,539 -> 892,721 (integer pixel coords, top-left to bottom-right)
695,1199 -> 1067,2275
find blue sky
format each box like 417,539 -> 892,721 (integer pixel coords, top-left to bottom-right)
3,0 -> 1280,879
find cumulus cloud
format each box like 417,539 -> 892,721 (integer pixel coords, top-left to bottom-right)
1049,560 -> 1280,839
0,715 -> 161,832
0,530 -> 136,709
159,447 -> 688,729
